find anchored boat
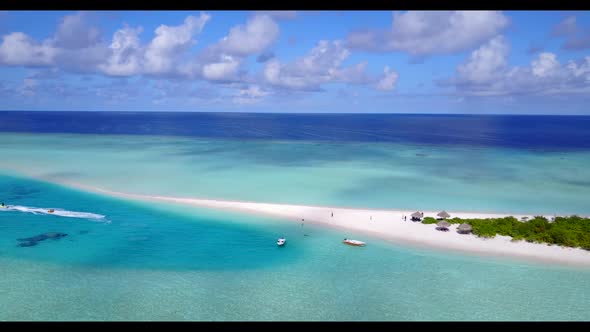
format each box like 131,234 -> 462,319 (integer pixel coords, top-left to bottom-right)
277,237 -> 286,246
343,238 -> 365,247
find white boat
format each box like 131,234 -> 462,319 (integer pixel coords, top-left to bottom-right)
277,237 -> 286,246
343,238 -> 365,247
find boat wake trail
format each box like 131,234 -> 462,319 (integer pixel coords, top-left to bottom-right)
0,205 -> 108,222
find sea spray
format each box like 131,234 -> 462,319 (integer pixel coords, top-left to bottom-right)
0,205 -> 107,221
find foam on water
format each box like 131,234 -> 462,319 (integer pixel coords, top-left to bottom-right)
0,204 -> 107,221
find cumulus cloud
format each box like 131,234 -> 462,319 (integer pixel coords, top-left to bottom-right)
0,11 -> 403,99
0,12 -> 107,70
201,55 -> 240,81
233,85 -> 269,104
175,14 -> 279,82
0,32 -> 58,66
346,11 -> 509,56
177,14 -> 281,82
53,12 -> 101,49
0,12 -> 213,79
263,40 -> 374,91
144,13 -> 210,74
444,36 -> 590,96
376,66 -> 399,91
98,25 -> 144,76
455,35 -> 509,84
552,16 -> 590,51
531,52 -> 560,77
216,15 -> 279,57
263,40 -> 398,92
99,13 -> 211,77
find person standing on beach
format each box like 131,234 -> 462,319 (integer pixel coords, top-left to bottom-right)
331,212 -> 333,217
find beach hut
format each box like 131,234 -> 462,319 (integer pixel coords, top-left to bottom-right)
457,223 -> 472,234
411,211 -> 423,221
436,221 -> 450,231
437,211 -> 451,220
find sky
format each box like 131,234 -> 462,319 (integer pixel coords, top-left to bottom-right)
0,10 -> 589,114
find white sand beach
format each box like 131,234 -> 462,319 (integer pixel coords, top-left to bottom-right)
55,180 -> 590,268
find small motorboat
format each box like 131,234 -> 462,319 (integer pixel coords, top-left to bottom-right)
277,237 -> 286,246
343,238 -> 366,247
47,209 -> 55,213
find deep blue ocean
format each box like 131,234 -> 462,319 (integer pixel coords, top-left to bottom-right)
1,111 -> 590,150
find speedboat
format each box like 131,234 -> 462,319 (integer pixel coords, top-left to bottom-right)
277,237 -> 286,246
343,238 -> 366,247
48,209 -> 55,213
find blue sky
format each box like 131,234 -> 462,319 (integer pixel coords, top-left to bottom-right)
0,10 -> 589,114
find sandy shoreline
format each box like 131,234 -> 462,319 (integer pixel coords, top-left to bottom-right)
31,178 -> 587,268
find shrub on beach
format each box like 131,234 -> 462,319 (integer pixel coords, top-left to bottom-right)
449,215 -> 590,249
422,217 -> 437,224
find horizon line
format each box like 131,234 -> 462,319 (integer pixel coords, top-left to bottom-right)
0,110 -> 589,116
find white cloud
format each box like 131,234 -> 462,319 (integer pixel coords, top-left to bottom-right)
0,11 -> 405,98
233,85 -> 269,104
0,12 -> 214,79
100,13 -> 211,77
240,85 -> 268,98
263,59 -> 281,84
179,14 -> 279,82
53,12 -> 101,49
456,35 -> 509,84
144,13 -> 210,74
376,66 -> 399,91
98,25 -> 143,76
531,52 -> 559,77
264,40 -> 398,92
0,32 -> 57,66
346,11 -> 509,56
216,15 -> 279,57
567,56 -> 590,78
264,40 -> 374,90
0,12 -> 106,71
202,55 -> 240,81
446,37 -> 590,96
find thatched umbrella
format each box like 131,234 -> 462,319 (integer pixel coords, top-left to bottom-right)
437,211 -> 451,219
436,220 -> 450,231
457,223 -> 472,234
411,211 -> 422,221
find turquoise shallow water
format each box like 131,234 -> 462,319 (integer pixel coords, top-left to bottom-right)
1,130 -> 590,320
1,173 -> 590,321
1,133 -> 590,215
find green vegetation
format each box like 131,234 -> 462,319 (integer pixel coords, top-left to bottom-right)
422,217 -> 437,224
422,215 -> 590,250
